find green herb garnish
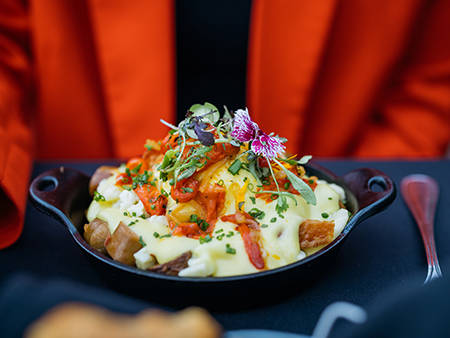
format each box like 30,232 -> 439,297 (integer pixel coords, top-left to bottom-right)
273,159 -> 316,205
226,243 -> 236,254
139,236 -> 146,247
228,159 -> 242,175
226,231 -> 234,238
199,235 -> 212,244
93,191 -> 106,202
248,208 -> 265,220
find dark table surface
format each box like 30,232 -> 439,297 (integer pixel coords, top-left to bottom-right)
1,160 -> 449,336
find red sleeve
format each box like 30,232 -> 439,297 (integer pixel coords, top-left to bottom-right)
354,0 -> 450,158
0,0 -> 34,249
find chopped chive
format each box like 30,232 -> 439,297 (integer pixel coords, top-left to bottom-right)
261,224 -> 269,228
284,182 -> 291,190
160,234 -> 171,239
249,196 -> 256,204
153,232 -> 160,238
321,212 -> 329,219
270,217 -> 277,223
199,220 -> 209,231
190,214 -> 198,223
139,236 -> 146,247
131,163 -> 142,174
199,235 -> 212,244
93,191 -> 106,202
328,197 -> 333,200
225,243 -> 236,254
228,159 -> 242,175
248,208 -> 265,220
181,187 -> 194,193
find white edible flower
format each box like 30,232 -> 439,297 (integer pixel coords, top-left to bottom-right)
97,179 -> 121,201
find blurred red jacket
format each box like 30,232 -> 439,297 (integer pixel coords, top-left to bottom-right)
0,0 -> 449,248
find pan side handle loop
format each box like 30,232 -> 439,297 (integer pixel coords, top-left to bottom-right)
29,167 -> 90,233
341,168 -> 396,219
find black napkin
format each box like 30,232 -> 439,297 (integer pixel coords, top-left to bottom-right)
341,275 -> 450,338
0,273 -> 165,338
2,272 -> 450,338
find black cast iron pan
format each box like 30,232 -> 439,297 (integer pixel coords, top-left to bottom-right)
29,163 -> 395,309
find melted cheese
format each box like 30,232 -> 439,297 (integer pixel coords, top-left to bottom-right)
87,165 -> 348,277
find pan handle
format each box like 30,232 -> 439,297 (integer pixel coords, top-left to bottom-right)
341,168 -> 396,215
29,167 -> 90,233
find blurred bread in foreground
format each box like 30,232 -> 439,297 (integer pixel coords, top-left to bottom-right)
25,303 -> 221,338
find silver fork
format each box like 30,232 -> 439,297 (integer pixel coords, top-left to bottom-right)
401,174 -> 442,284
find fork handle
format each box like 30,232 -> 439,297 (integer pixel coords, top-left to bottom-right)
400,174 -> 441,283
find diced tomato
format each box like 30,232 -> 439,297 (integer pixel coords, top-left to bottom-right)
134,184 -> 167,216
257,157 -> 270,168
172,222 -> 203,238
126,157 -> 148,174
171,177 -> 200,203
160,133 -> 179,153
116,173 -> 132,186
221,211 -> 259,229
221,211 -> 265,270
255,168 -> 318,202
196,184 -> 226,223
237,224 -> 265,270
302,177 -> 318,190
207,143 -> 240,164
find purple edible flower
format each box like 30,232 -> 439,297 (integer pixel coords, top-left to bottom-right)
231,108 -> 285,159
231,108 -> 259,142
251,132 -> 285,159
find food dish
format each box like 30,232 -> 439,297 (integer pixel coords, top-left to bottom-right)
29,154 -> 395,304
84,104 -> 351,277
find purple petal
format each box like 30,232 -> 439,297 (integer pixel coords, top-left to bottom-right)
251,132 -> 286,159
231,108 -> 259,142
